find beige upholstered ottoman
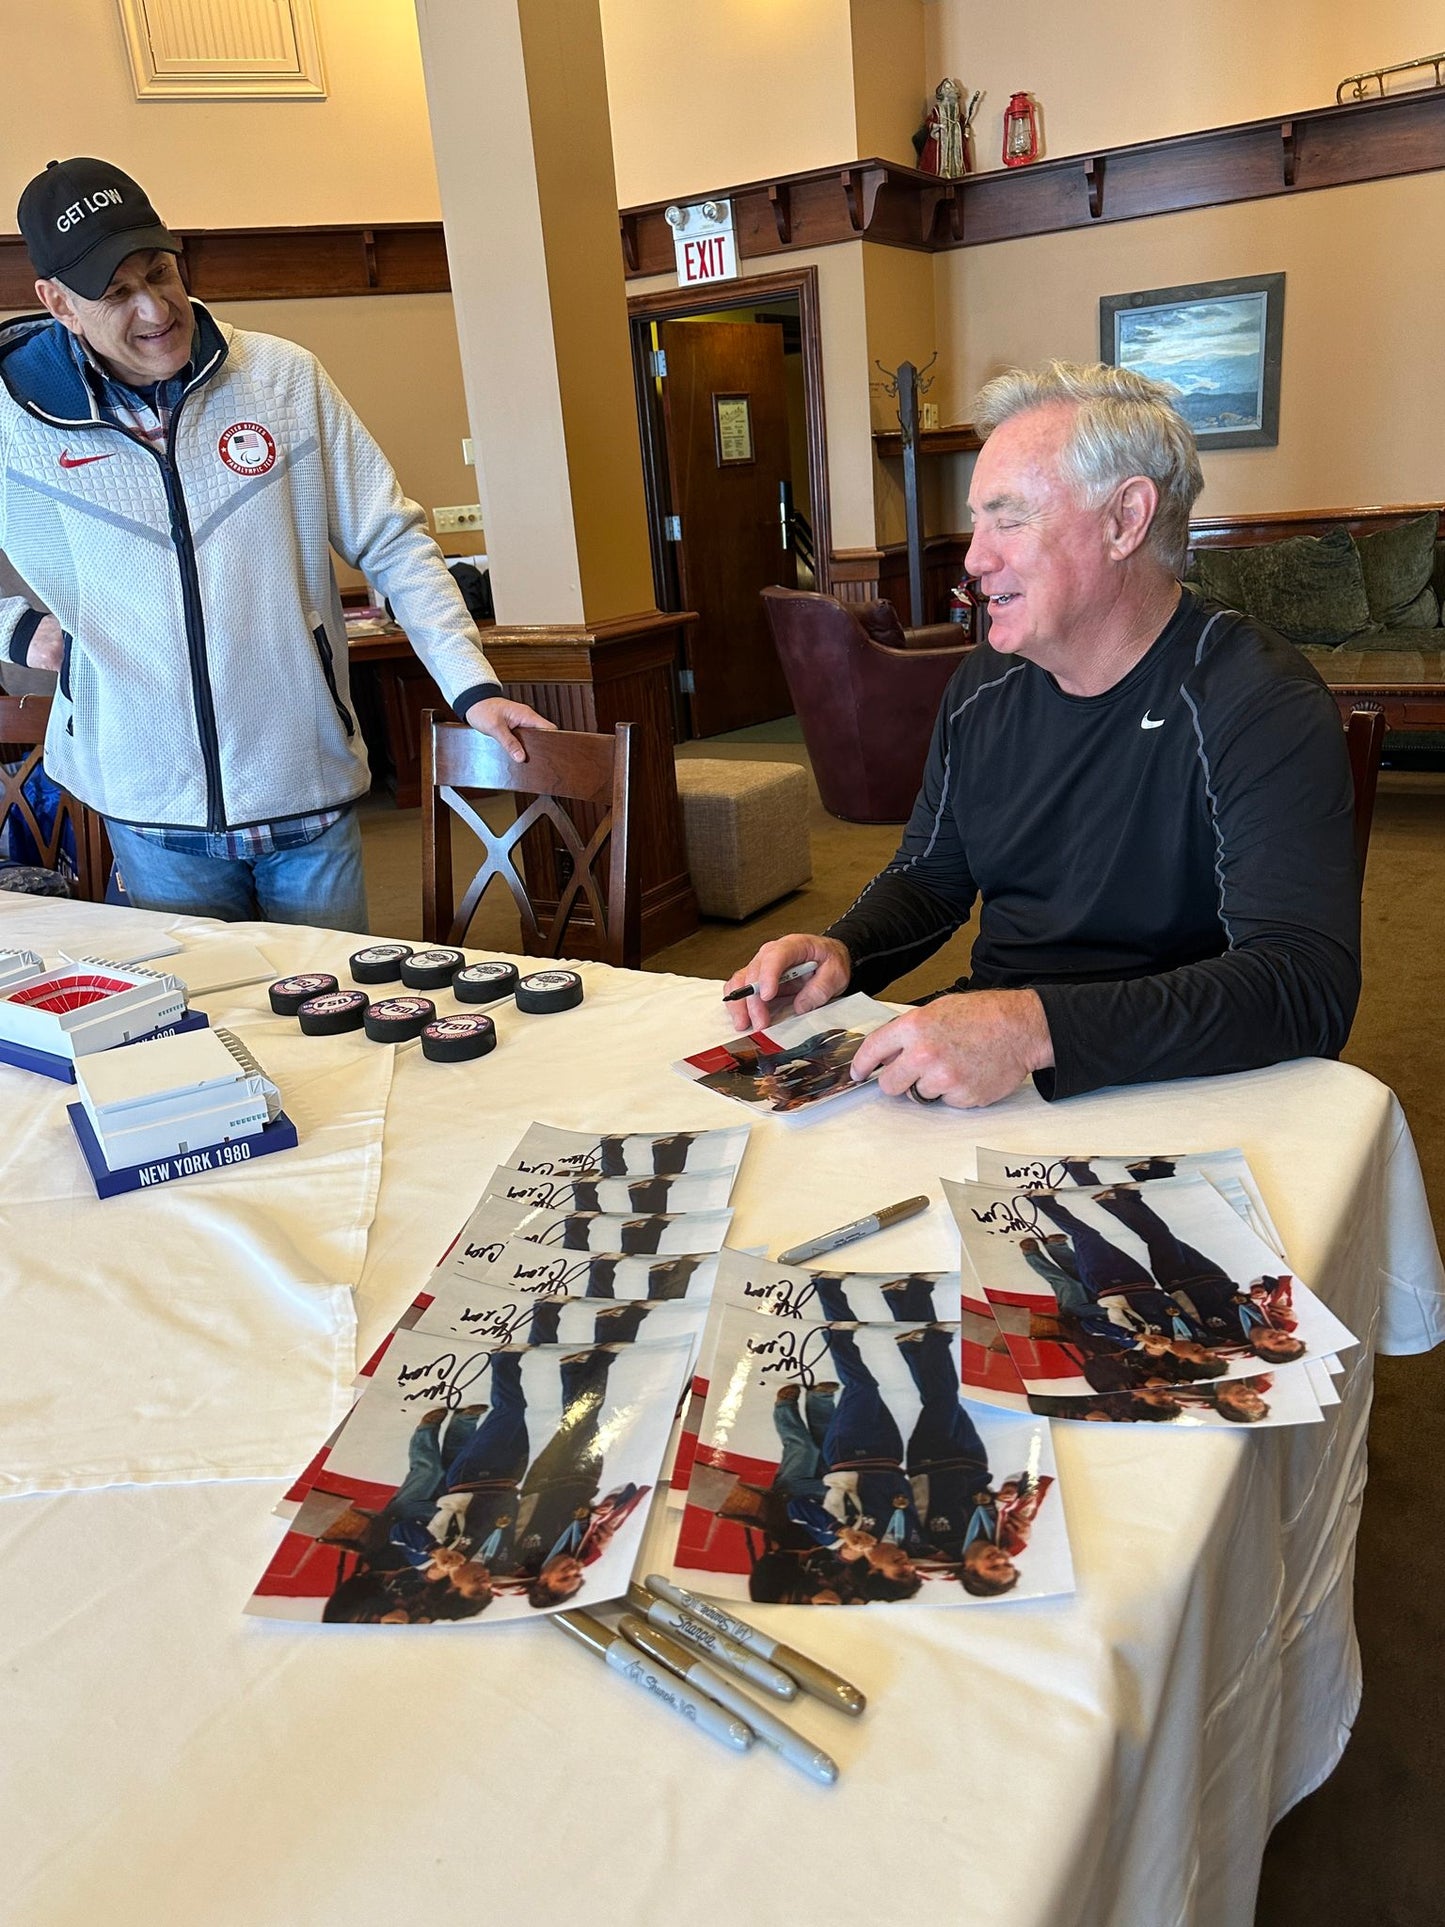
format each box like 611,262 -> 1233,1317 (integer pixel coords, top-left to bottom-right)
675,759 -> 812,920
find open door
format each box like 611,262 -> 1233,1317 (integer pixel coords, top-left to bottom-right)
658,320 -> 796,737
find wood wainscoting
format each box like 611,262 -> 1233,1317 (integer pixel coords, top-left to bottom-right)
830,535 -> 970,624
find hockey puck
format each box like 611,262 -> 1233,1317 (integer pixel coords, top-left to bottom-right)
350,942 -> 413,985
364,995 -> 436,1044
515,968 -> 584,1014
298,989 -> 370,1036
400,947 -> 466,990
421,1013 -> 497,1063
454,960 -> 520,1005
269,972 -> 338,1015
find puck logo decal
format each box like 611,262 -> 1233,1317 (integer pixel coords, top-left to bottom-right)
218,421 -> 277,475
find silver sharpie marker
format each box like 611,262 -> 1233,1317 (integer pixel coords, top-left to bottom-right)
777,1195 -> 930,1267
643,1575 -> 866,1717
554,1609 -> 753,1752
619,1616 -> 839,1787
722,960 -> 820,1004
625,1582 -> 796,1701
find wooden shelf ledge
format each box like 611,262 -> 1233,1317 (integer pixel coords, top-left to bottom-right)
872,424 -> 982,459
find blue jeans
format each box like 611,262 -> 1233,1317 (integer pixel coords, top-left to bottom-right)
106,812 -> 369,933
772,1387 -> 836,1499
445,1352 -> 530,1488
819,1326 -> 905,1467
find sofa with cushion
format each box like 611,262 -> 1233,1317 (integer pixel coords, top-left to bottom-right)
1184,504 -> 1445,745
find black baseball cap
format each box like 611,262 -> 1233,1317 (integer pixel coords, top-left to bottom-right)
17,158 -> 181,300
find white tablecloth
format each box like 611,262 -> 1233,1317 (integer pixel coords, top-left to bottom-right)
2,905 -> 1442,1927
0,899 -> 391,1492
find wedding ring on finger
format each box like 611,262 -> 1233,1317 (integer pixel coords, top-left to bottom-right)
909,1083 -> 944,1105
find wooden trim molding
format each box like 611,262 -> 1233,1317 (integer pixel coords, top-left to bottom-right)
620,160 -> 937,278
619,88 -> 1445,275
873,423 -> 981,460
627,265 -> 833,599
0,221 -> 450,308
950,87 -> 1445,248
1189,502 -> 1445,547
4,86 -> 1438,313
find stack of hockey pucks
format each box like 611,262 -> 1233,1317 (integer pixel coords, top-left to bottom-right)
275,946 -> 585,1065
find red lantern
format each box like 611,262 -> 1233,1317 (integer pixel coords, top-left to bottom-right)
1002,92 -> 1039,167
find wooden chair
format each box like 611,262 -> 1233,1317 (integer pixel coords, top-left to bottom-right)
0,693 -> 112,902
422,715 -> 640,967
1345,704 -> 1386,880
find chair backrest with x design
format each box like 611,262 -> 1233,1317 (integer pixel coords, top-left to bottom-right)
0,693 -> 111,901
422,716 -> 640,968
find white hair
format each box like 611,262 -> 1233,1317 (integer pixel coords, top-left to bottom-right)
971,360 -> 1204,574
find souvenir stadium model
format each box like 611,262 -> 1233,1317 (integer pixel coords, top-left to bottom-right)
0,951 -> 188,1062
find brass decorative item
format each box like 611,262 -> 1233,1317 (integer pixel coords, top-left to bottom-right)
1336,50 -> 1445,103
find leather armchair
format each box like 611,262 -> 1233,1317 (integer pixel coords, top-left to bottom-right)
761,587 -> 973,822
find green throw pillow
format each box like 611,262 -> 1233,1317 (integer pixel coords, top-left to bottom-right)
1230,527 -> 1373,646
1354,513 -> 1441,628
1192,547 -> 1247,609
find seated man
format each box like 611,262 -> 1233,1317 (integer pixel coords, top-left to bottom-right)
726,361 -> 1360,1104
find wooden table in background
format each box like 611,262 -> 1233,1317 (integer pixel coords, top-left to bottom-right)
347,613 -> 699,957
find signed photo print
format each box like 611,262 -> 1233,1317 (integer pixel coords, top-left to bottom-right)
672,1307 -> 1073,1606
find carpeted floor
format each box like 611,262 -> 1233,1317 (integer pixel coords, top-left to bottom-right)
359,734 -> 1444,1927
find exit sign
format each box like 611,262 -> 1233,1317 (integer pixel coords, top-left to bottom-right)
668,199 -> 738,287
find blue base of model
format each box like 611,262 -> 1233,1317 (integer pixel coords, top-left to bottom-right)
66,1102 -> 299,1199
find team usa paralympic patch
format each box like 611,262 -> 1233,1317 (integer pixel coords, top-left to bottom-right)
218,421 -> 276,475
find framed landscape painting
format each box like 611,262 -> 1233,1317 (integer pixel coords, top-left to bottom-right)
1100,273 -> 1284,449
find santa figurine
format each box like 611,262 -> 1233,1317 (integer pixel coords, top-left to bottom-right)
916,80 -> 981,178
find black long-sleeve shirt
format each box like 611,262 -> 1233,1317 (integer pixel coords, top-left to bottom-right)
824,590 -> 1361,1100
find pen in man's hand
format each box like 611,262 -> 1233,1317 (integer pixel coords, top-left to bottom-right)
553,1608 -> 754,1752
618,1616 -> 839,1786
723,960 -> 819,1004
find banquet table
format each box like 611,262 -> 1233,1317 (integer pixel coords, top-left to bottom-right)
2,896 -> 1442,1927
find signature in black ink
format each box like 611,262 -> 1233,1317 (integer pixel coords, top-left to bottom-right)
740,1276 -> 816,1320
396,1348 -> 495,1408
745,1324 -> 832,1388
457,1301 -> 529,1343
998,1158 -> 1069,1192
969,1193 -> 1043,1236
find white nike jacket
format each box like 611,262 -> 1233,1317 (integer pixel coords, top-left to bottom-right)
0,307 -> 500,829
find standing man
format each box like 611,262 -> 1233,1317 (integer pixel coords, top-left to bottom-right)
726,361 -> 1360,1104
0,157 -> 552,930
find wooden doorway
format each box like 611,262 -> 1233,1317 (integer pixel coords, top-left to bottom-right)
629,267 -> 831,739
